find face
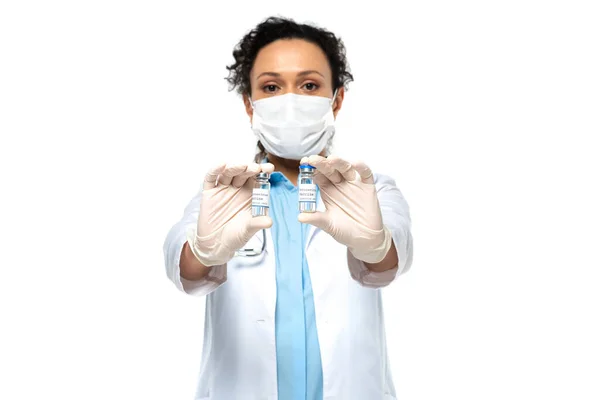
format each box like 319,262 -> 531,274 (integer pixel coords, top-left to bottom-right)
243,38 -> 344,121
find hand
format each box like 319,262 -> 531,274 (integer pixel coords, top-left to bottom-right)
297,155 -> 392,264
187,162 -> 274,266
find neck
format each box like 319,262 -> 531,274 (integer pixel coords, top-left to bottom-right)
267,153 -> 301,185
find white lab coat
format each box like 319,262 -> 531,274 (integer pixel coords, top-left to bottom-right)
163,172 -> 413,400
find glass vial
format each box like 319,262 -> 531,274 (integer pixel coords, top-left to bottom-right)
252,172 -> 270,217
298,164 -> 317,213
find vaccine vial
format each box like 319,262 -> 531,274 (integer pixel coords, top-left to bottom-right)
298,164 -> 317,213
252,172 -> 270,217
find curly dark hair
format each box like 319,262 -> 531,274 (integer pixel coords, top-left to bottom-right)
225,16 -> 354,96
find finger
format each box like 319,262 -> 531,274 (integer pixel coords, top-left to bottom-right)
203,163 -> 226,190
231,163 -> 261,188
298,211 -> 332,233
219,164 -> 248,186
306,154 -> 327,169
260,162 -> 275,174
328,155 -> 357,182
353,161 -> 374,184
242,162 -> 275,190
307,155 -> 343,184
313,170 -> 331,187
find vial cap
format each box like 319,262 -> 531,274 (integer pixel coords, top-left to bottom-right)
299,164 -> 316,171
256,171 -> 270,179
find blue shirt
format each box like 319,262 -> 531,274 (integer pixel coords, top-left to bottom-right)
269,171 -> 323,400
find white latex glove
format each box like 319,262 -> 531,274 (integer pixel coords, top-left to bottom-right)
186,162 -> 275,266
298,155 -> 392,264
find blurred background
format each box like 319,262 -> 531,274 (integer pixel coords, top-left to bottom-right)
1,1 -> 599,399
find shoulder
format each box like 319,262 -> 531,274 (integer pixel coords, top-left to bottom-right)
372,171 -> 405,195
373,172 -> 398,188
372,171 -> 411,213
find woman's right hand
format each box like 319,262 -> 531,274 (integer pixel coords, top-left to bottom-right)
187,162 -> 274,266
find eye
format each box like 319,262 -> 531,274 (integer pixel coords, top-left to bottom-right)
262,84 -> 279,93
303,82 -> 319,91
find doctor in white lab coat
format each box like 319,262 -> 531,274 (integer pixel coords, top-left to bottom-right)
163,16 -> 413,400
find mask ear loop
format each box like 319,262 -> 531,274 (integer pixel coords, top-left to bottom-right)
331,88 -> 339,106
248,91 -> 265,162
325,88 -> 339,158
247,90 -> 257,111
247,93 -> 269,164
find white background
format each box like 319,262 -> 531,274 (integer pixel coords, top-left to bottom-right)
1,1 -> 599,399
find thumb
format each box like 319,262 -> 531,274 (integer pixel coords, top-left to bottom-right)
298,211 -> 331,232
245,215 -> 273,237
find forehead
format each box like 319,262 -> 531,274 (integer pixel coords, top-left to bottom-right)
251,38 -> 331,78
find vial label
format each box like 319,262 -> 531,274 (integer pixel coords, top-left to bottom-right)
299,183 -> 317,202
252,188 -> 270,207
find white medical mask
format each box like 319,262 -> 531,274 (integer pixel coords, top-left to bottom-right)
250,91 -> 337,160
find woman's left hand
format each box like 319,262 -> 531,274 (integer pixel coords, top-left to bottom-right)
298,155 -> 392,264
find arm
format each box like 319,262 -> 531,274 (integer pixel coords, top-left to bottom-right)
164,162 -> 274,296
364,241 -> 398,273
163,189 -> 227,297
180,241 -> 211,280
347,173 -> 414,288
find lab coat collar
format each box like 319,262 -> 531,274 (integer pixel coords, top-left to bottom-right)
269,171 -> 295,190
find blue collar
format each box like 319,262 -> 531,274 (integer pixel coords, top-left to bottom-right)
270,171 -> 297,191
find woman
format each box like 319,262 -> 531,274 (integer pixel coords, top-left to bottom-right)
163,16 -> 413,400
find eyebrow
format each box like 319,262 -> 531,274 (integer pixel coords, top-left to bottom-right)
256,70 -> 325,79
